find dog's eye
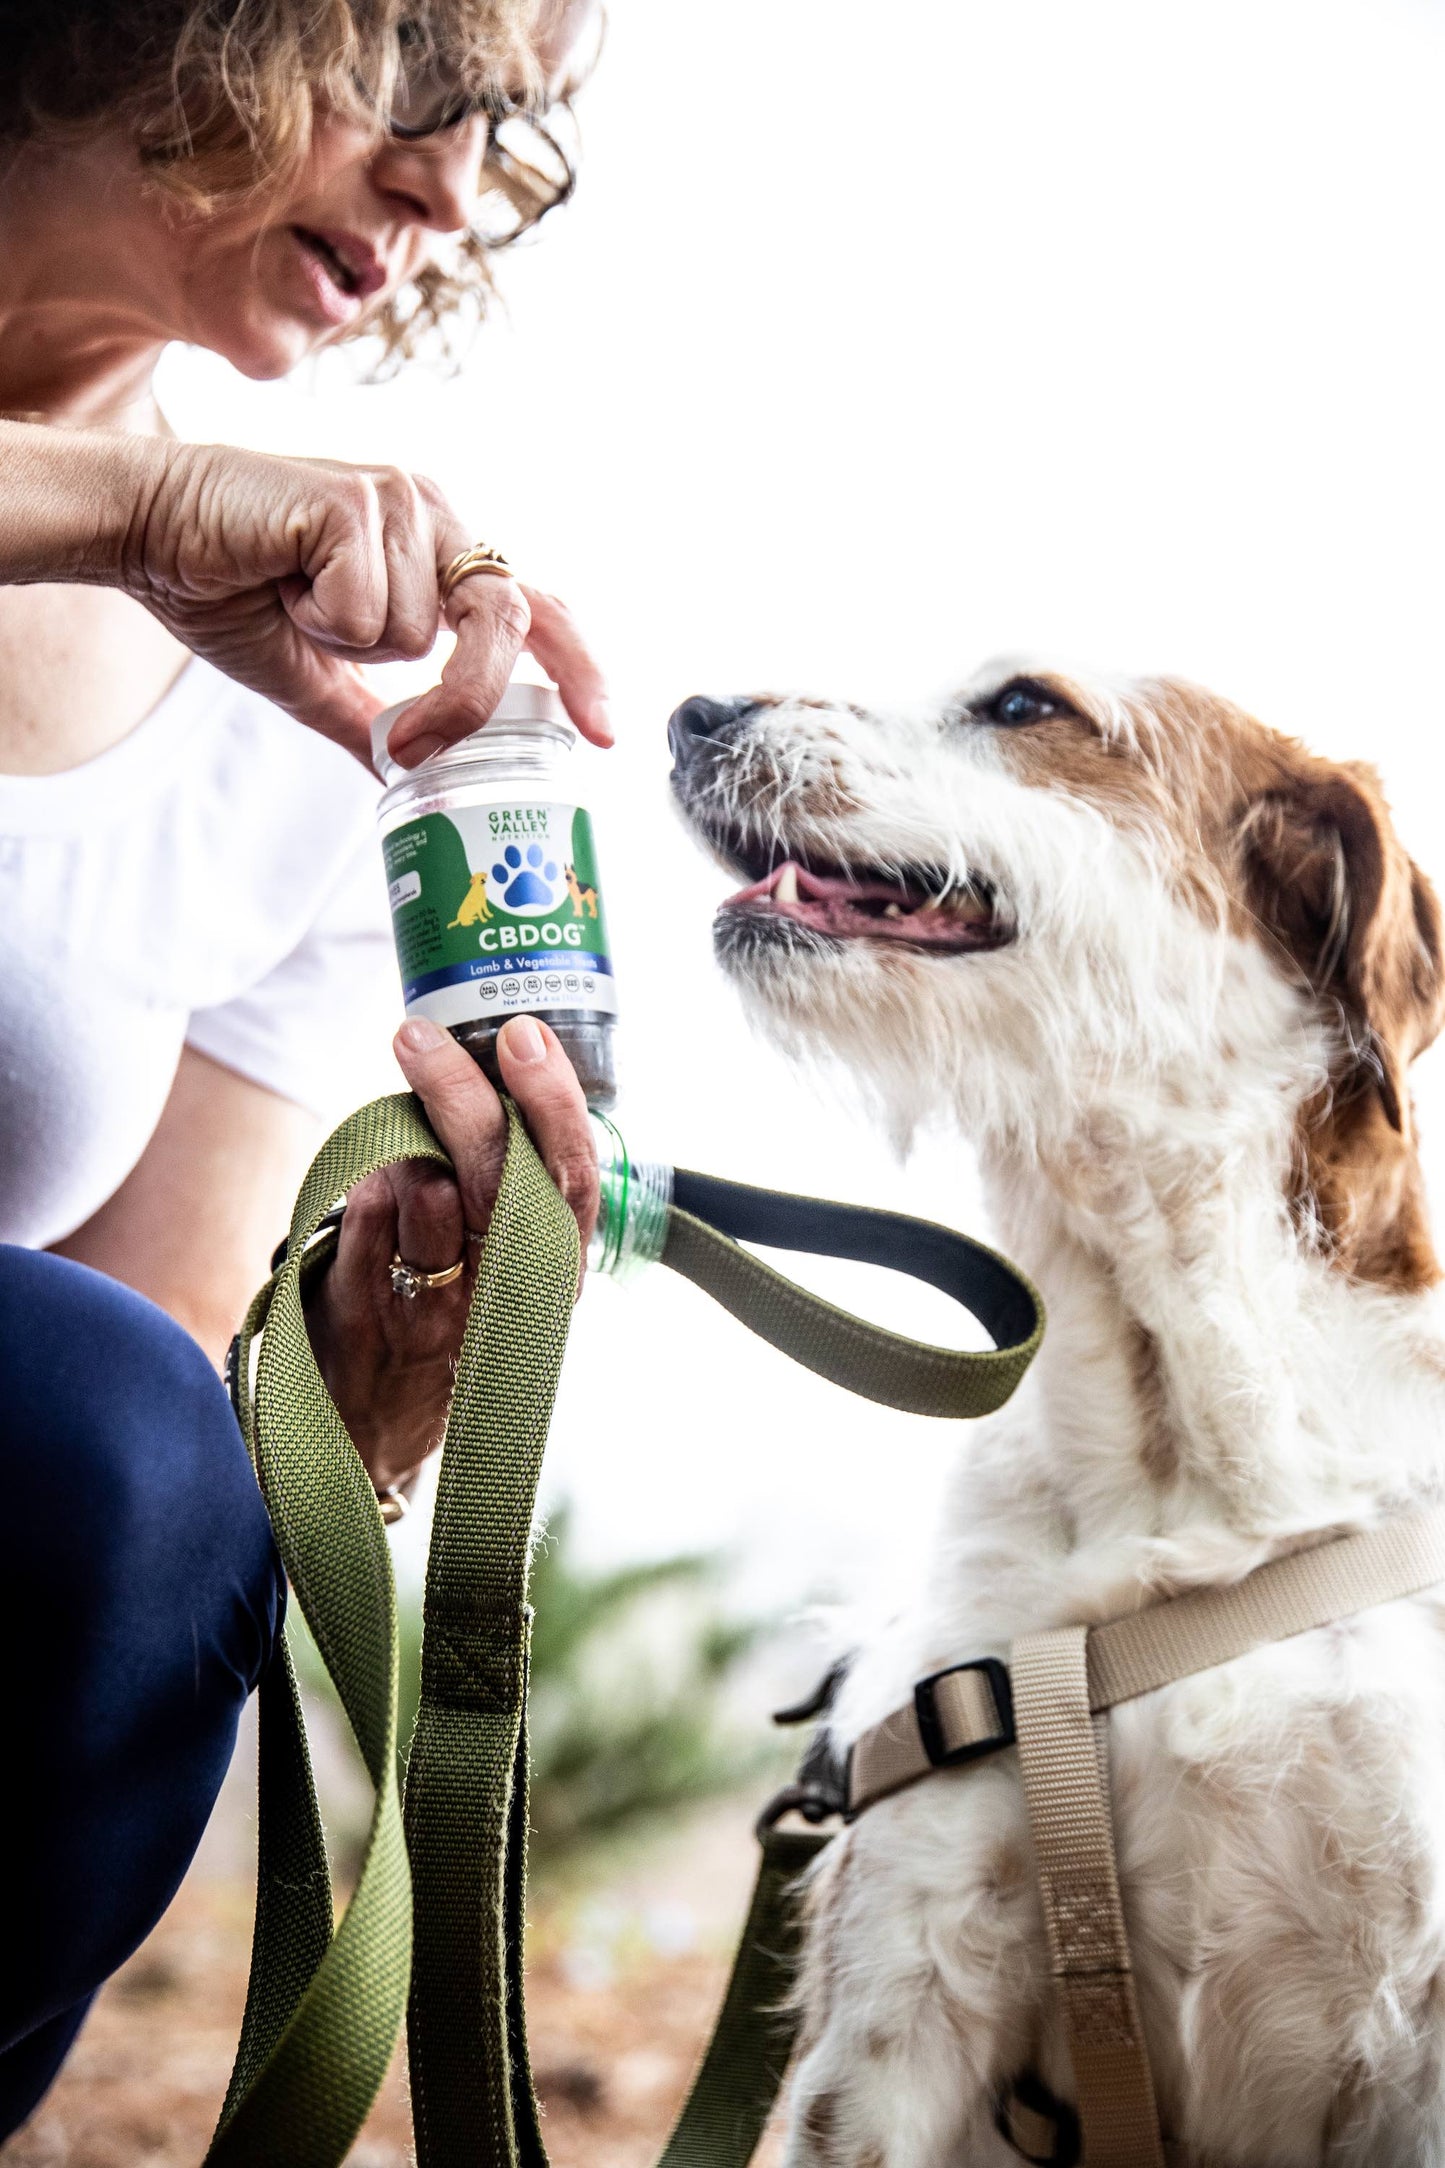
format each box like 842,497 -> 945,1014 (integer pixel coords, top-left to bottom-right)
985,681 -> 1057,728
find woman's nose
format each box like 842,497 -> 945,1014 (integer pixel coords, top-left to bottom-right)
371,116 -> 491,235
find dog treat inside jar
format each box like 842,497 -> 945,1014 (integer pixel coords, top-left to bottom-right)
374,680 -> 618,1107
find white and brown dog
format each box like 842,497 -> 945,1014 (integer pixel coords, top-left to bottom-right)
669,663 -> 1445,2167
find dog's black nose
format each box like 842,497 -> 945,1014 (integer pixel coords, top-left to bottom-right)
667,694 -> 753,769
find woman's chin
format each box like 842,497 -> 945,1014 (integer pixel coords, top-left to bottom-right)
204,310 -> 344,381
181,229 -> 396,378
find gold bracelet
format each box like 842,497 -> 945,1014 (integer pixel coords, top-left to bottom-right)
440,543 -> 515,608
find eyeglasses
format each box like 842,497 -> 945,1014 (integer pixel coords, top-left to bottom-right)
385,53 -> 505,142
384,46 -> 578,246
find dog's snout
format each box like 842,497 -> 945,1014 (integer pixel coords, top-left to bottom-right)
667,694 -> 755,770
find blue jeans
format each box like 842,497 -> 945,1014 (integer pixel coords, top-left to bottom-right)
0,1247 -> 285,2139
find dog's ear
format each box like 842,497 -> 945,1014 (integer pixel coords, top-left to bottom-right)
1239,760 -> 1445,1135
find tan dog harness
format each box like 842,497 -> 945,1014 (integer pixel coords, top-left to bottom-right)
811,1508 -> 1445,2166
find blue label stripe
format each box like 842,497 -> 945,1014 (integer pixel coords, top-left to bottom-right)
405,952 -> 615,1004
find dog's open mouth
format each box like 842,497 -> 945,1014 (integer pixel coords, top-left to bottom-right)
719,856 -> 1009,954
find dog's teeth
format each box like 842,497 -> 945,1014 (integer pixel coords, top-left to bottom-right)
883,902 -> 902,919
774,863 -> 799,903
920,894 -> 945,913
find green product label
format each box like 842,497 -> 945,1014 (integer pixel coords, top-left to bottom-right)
383,800 -> 617,1027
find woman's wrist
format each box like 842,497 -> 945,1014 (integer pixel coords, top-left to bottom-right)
0,420 -> 171,588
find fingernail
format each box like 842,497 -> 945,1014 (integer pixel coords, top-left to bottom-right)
394,733 -> 446,769
591,699 -> 614,744
397,1016 -> 446,1053
500,1015 -> 545,1065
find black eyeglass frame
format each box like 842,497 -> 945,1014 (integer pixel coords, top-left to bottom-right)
385,85 -> 513,142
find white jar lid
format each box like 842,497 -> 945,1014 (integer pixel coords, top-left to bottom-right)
370,677 -> 572,782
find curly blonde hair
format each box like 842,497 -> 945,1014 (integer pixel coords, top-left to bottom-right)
0,0 -> 584,366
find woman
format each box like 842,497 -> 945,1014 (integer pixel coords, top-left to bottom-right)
0,0 -> 606,2134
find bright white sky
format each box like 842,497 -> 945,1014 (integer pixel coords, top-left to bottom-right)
161,0 -> 1445,1609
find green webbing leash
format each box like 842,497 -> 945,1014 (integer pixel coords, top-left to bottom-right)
209,1097 -> 437,2167
210,1093 -> 1043,2166
401,1097 -> 579,2168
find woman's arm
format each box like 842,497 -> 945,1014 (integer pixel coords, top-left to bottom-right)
0,420 -> 610,762
0,421 -> 160,584
48,1046 -> 319,1365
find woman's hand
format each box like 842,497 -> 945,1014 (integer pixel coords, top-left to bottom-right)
303,1015 -> 599,1494
0,421 -> 609,764
128,438 -> 611,762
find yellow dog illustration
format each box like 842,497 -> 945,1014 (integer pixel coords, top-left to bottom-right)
565,865 -> 598,919
449,871 -> 493,929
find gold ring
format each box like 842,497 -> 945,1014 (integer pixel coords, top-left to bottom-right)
376,1486 -> 410,1526
389,1251 -> 467,1299
440,544 -> 515,608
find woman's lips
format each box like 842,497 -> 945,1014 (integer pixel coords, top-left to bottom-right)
305,226 -> 388,298
285,227 -> 387,327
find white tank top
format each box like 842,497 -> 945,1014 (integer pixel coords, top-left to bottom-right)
0,658 -> 394,1248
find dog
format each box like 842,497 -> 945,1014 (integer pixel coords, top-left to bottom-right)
566,863 -> 599,918
669,662 -> 1445,2167
449,869 -> 494,929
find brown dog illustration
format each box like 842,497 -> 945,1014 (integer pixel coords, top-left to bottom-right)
565,865 -> 598,918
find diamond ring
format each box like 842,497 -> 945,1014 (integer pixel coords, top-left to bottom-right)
389,1251 -> 467,1299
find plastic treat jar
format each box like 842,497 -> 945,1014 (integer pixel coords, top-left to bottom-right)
375,680 -> 618,1107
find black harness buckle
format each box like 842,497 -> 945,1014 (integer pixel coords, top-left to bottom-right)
912,1656 -> 1015,1768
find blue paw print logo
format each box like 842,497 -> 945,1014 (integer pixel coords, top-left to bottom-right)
486,841 -> 567,915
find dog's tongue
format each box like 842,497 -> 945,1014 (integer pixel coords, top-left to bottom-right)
728,862 -> 933,909
722,859 -> 997,951
728,867 -> 787,907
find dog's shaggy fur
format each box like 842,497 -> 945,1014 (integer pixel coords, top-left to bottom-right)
670,662 -> 1445,2167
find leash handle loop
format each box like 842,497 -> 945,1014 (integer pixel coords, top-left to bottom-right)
208,1093 -> 449,2166
667,1168 -> 1042,1419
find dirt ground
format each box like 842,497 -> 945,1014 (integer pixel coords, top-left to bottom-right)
1,1791 -> 787,2168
